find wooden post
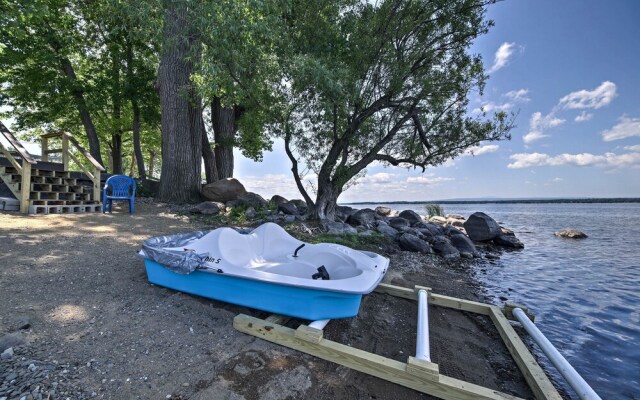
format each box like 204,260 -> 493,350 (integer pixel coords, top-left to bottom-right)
62,135 -> 69,170
19,158 -> 31,214
41,137 -> 49,162
93,166 -> 101,202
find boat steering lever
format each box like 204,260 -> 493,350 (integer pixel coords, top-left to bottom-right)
293,243 -> 305,258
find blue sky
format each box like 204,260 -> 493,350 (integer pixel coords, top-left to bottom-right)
236,0 -> 640,202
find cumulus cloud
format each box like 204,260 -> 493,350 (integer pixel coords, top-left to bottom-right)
406,176 -> 454,184
488,42 -> 520,73
240,173 -> 309,199
624,144 -> 640,152
559,81 -> 617,110
601,116 -> 640,142
575,111 -> 593,123
504,89 -> 530,102
508,151 -> 640,169
472,101 -> 513,114
357,172 -> 395,184
463,144 -> 499,156
552,177 -> 564,182
523,112 -> 565,144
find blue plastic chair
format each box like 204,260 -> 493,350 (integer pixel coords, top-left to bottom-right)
102,175 -> 136,215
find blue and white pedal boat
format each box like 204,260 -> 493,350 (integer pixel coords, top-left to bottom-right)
140,223 -> 388,320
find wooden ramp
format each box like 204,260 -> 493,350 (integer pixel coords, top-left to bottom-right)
234,283 -> 562,400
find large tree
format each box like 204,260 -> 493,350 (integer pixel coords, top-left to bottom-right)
157,0 -> 203,202
277,0 -> 513,220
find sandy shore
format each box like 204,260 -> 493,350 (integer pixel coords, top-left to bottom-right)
0,201 -> 539,399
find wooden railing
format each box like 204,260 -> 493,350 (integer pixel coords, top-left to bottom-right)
40,131 -> 105,202
0,121 -> 36,213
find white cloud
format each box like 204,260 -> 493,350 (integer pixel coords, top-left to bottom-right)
559,81 -> 617,110
406,176 -> 454,184
472,101 -> 513,114
601,116 -> 640,142
504,89 -> 530,102
488,42 -> 520,73
463,144 -> 499,156
357,172 -> 395,184
574,111 -> 593,123
240,173 -> 309,200
552,177 -> 564,182
624,144 -> 640,152
508,151 -> 640,169
523,112 -> 565,144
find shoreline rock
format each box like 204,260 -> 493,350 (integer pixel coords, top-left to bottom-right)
554,228 -> 588,239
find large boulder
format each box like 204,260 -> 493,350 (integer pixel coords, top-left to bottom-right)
270,194 -> 288,206
347,208 -> 376,227
323,221 -> 358,235
449,234 -> 479,257
554,229 -> 588,239
336,206 -> 355,222
376,221 -> 399,238
236,192 -> 268,209
429,215 -> 448,225
431,236 -> 460,260
494,234 -> 525,249
289,199 -> 308,213
278,202 -> 299,215
202,178 -> 247,202
191,201 -> 225,215
398,233 -> 432,254
375,206 -> 392,216
463,212 -> 501,241
399,210 -> 423,224
388,217 -> 410,230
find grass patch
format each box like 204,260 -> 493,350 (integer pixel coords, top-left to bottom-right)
424,203 -> 444,218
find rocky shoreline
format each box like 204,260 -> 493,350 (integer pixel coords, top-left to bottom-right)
195,178 -> 525,262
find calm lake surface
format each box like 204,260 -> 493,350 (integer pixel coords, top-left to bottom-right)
352,202 -> 640,399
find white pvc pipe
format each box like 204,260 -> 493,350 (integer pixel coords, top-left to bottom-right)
308,319 -> 330,330
512,308 -> 602,400
416,289 -> 430,362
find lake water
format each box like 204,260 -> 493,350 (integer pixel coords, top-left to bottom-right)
352,202 -> 640,399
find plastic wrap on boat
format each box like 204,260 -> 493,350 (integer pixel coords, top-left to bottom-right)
141,230 -> 210,274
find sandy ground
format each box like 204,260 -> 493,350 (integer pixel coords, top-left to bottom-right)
0,202 -> 538,399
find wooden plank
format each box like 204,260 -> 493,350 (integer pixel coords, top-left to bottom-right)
19,159 -> 31,213
44,148 -> 63,154
68,152 -> 95,180
295,325 -> 323,343
374,283 -> 417,300
0,121 -> 36,164
92,166 -> 100,201
63,132 -> 105,171
234,314 -> 521,400
0,141 -> 23,173
428,293 -> 493,316
62,135 -> 69,170
489,308 -> 562,400
406,356 -> 440,382
0,171 -> 21,198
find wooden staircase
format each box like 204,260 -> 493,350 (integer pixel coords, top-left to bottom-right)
0,122 -> 105,214
0,161 -> 102,214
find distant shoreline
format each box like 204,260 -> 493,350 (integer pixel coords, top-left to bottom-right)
344,198 -> 640,205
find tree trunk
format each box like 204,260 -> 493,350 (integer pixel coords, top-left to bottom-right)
126,40 -> 146,179
157,1 -> 203,203
313,181 -> 341,221
58,56 -> 104,167
201,119 -> 218,184
211,97 -> 236,179
129,150 -> 136,176
110,43 -> 123,175
148,150 -> 156,178
132,101 -> 146,179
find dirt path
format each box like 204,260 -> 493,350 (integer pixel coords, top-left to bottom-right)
0,202 -> 535,399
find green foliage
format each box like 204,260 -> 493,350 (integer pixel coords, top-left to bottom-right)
275,0 -> 513,218
424,203 -> 445,218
